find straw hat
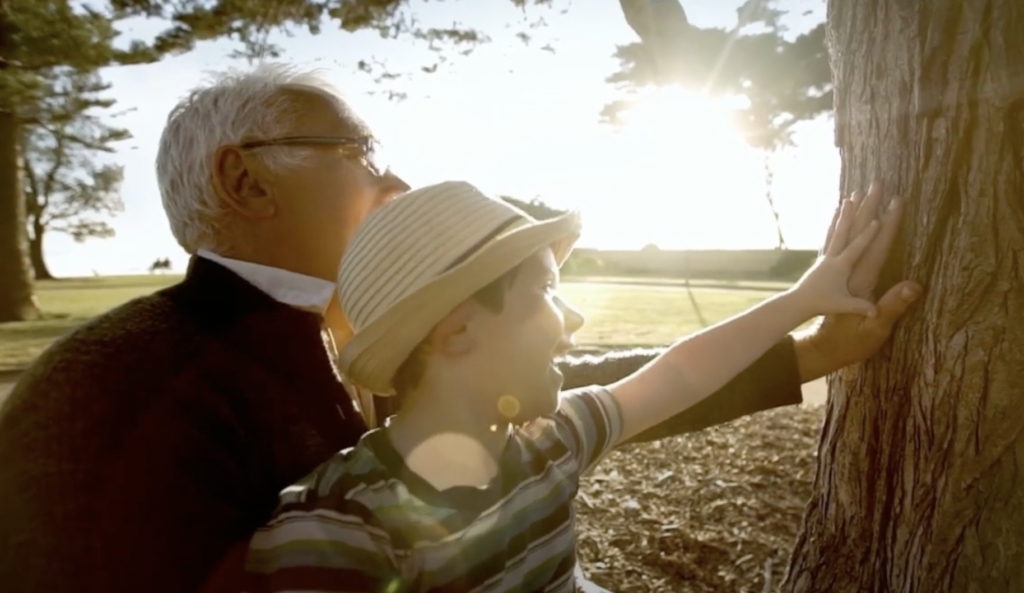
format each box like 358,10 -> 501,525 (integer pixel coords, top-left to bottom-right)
336,180 -> 581,396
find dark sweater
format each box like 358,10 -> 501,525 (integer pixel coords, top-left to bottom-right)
0,257 -> 800,593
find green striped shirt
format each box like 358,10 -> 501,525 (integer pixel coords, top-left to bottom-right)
243,385 -> 623,593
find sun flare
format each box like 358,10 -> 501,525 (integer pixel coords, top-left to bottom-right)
600,87 -> 767,250
619,87 -> 740,152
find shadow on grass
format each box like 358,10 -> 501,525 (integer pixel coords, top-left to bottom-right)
0,316 -> 91,372
1,317 -> 83,338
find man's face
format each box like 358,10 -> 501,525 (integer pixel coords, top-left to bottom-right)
217,89 -> 410,281
467,248 -> 584,423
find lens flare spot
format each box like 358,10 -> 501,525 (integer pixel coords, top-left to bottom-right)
497,394 -> 520,419
382,576 -> 404,593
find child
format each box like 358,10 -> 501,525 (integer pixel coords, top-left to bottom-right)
242,180 -> 880,593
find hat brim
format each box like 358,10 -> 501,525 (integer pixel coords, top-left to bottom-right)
338,210 -> 581,396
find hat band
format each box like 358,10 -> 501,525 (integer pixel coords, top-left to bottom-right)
442,213 -> 525,272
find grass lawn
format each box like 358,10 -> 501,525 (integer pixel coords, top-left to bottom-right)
0,275 -> 182,372
566,275 -> 794,292
559,282 -> 780,348
0,275 -> 791,372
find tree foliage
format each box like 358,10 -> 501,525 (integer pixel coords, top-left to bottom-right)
1,0 -> 155,115
606,0 -> 832,151
111,0 -> 565,99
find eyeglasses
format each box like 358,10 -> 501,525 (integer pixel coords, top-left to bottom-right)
238,135 -> 391,178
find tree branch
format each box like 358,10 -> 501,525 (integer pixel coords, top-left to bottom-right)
41,133 -> 67,200
20,152 -> 44,218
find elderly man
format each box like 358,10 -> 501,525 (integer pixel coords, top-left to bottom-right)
0,64 -> 921,593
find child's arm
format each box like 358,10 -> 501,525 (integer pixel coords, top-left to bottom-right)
607,199 -> 881,444
608,291 -> 811,443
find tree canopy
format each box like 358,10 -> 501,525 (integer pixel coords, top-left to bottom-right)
606,0 -> 832,152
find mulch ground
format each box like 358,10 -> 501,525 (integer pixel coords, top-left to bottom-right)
574,405 -> 826,593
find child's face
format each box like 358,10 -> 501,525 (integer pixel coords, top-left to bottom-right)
466,247 -> 584,423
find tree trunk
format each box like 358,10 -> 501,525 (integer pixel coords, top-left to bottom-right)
0,110 -> 39,322
28,222 -> 54,281
783,1 -> 1024,592
0,0 -> 39,322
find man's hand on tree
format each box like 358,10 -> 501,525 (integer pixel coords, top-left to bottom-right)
794,181 -> 924,382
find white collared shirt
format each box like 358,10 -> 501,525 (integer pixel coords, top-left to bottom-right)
197,249 -> 335,315
196,249 -> 377,428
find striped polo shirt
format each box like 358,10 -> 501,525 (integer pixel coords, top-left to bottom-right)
243,385 -> 624,593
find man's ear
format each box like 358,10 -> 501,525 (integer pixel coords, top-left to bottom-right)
212,145 -> 276,219
429,300 -> 477,358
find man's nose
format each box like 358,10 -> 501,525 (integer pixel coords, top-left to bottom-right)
383,170 -> 411,195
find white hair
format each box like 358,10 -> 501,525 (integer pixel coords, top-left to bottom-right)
156,63 -> 351,254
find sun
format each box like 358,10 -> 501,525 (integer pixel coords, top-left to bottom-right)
617,86 -> 743,161
600,86 -> 766,250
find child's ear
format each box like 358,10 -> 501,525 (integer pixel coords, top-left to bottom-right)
430,300 -> 476,357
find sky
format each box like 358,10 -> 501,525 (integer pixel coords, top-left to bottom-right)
44,0 -> 839,277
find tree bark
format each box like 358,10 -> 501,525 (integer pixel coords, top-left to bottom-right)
783,1 -> 1024,592
0,110 -> 39,322
0,0 -> 39,322
27,222 -> 53,281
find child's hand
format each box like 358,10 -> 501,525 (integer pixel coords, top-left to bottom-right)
788,197 -> 882,320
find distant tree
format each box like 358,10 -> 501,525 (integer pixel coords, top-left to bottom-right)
21,69 -> 128,280
609,0 -> 832,249
149,258 -> 172,274
562,251 -> 604,276
500,195 -> 566,220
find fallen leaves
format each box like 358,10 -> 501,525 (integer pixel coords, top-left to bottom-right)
575,405 -> 826,593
